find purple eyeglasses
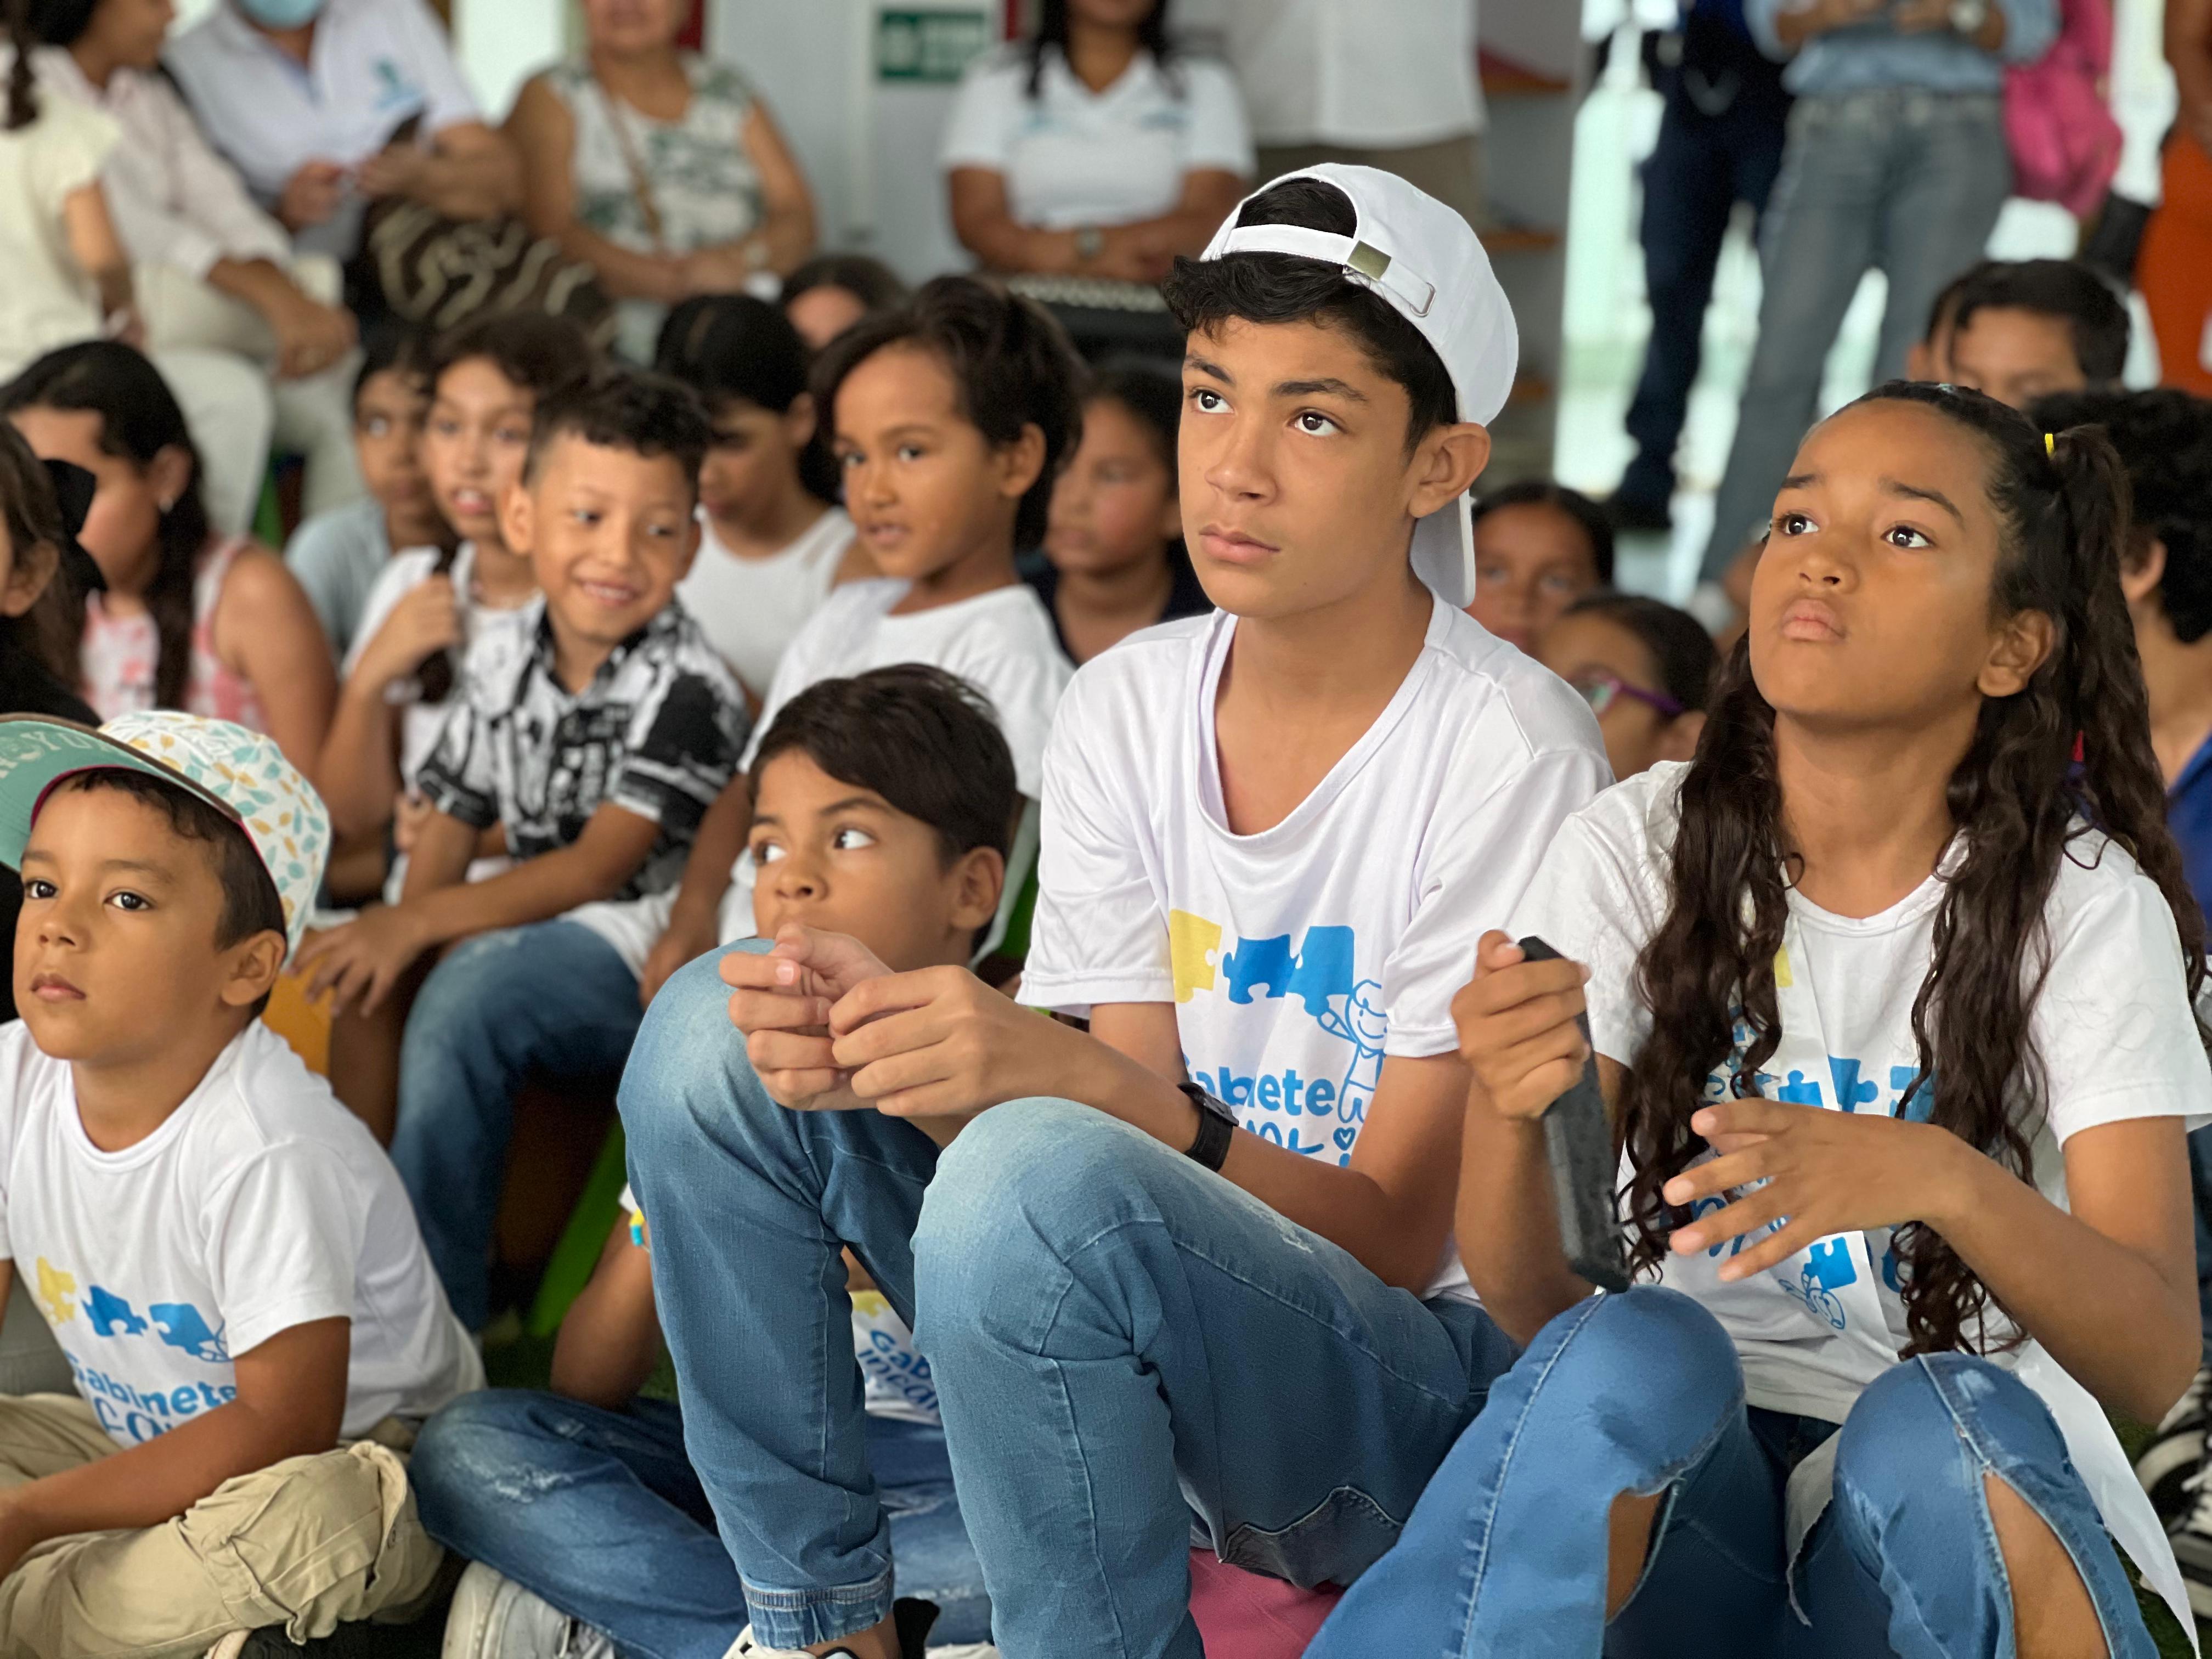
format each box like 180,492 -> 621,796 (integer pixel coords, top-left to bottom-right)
1570,670 -> 1684,720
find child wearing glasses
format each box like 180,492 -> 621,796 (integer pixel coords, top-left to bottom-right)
1468,480 -> 1614,654
1537,591 -> 1717,780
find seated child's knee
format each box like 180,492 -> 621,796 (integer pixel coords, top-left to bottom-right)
917,1101 -> 1143,1299
1562,1286 -> 1739,1405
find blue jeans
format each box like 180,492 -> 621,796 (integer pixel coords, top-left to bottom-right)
393,921 -> 643,1330
409,1390 -> 990,1658
1618,80 -> 1790,509
619,946 -> 1520,1655
1309,1288 -> 2154,1658
1701,88 -> 2012,580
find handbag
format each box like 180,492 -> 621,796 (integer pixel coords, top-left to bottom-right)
361,201 -> 615,343
2004,0 -> 2123,219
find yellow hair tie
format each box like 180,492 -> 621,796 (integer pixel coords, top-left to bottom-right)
2044,431 -> 2056,458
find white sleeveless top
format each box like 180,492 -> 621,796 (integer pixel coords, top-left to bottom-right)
676,508 -> 855,703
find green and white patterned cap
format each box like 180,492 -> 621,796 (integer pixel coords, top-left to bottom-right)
0,712 -> 330,960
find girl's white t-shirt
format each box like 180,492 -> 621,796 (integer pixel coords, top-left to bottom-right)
0,1022 -> 480,1446
940,46 -> 1254,231
1514,761 -> 2212,1421
719,577 -> 1074,941
0,93 -> 117,381
675,507 -> 856,703
346,543 -> 537,789
743,577 -> 1072,795
1024,599 -> 1611,1302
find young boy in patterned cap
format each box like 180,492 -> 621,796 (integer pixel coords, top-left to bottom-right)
0,710 -> 478,1658
296,370 -> 749,1333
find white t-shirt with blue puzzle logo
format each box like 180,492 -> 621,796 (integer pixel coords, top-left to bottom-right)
1025,599 -> 1610,1301
0,1021 -> 478,1447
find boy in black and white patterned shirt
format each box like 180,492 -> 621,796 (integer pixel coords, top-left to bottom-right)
298,371 -> 748,1330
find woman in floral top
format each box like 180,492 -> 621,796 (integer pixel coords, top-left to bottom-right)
504,0 -> 819,363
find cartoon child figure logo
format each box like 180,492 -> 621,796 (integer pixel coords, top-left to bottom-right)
1776,1237 -> 1854,1331
1316,980 -> 1387,1126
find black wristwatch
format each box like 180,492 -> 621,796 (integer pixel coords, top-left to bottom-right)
1178,1082 -> 1237,1172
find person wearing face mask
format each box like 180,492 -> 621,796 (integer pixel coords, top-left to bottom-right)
164,0 -> 516,268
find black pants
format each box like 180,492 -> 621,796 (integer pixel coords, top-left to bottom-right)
1617,85 -> 1790,510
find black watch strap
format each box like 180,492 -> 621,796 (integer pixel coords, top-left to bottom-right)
1178,1082 -> 1237,1172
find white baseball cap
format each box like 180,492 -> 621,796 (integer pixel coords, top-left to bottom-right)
1199,163 -> 1519,607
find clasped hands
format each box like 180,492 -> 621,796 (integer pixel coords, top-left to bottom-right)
723,924 -> 1080,1131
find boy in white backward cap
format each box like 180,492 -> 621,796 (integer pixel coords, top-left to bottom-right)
620,165 -> 1609,1659
0,712 -> 477,1658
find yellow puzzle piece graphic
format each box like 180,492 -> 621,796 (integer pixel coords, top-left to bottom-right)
1169,910 -> 1223,1004
34,1258 -> 77,1327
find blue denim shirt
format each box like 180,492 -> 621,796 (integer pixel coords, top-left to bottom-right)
1744,0 -> 2057,94
2171,731 -> 2212,929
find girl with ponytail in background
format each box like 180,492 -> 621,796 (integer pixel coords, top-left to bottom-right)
1314,383 -> 2209,1657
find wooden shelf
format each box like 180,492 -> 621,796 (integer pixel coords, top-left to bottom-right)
1479,47 -> 1571,97
1508,373 -> 1553,408
1482,225 -> 1562,255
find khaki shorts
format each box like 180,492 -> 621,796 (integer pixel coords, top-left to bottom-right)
0,1393 -> 442,1659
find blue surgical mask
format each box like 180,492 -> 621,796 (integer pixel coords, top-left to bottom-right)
235,0 -> 328,27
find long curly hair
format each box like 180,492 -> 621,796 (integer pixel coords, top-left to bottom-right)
1619,381 -> 2206,1357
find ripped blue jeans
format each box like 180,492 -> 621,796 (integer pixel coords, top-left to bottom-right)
1309,1287 -> 2156,1658
410,1391 -> 990,1658
619,945 -> 1520,1656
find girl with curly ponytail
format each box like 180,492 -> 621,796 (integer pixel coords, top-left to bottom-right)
1310,382 -> 2210,1657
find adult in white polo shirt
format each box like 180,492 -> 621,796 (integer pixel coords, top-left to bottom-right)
1207,0 -> 1487,229
943,0 -> 1251,285
165,0 -> 515,266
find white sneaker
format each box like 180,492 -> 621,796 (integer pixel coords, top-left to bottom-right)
443,1561 -> 614,1659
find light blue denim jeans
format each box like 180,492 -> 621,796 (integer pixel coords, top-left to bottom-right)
1701,88 -> 2013,580
1308,1287 -> 2156,1658
410,1390 -> 990,1658
618,946 -> 1520,1654
392,920 -> 644,1330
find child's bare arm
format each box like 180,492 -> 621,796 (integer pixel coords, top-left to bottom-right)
0,1317 -> 348,1578
0,1260 -> 13,1336
551,1221 -> 663,1412
61,182 -> 133,324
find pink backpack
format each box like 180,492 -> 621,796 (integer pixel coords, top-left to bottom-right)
2005,0 -> 2123,218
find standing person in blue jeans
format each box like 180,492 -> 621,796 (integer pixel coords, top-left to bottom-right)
620,166 -> 1611,1659
1311,383 -> 2204,1656
298,370 -> 748,1331
1693,0 -> 2056,623
411,665 -> 1011,1659
1608,0 -> 1791,535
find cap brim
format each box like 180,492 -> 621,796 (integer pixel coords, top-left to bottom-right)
0,715 -> 244,871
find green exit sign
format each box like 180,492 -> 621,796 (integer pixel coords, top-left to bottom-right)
877,8 -> 991,83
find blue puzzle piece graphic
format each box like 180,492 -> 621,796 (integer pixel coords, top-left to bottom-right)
1776,1070 -> 1824,1105
84,1285 -> 147,1338
1804,1237 -> 1857,1290
1221,935 -> 1293,1005
1283,926 -> 1355,1018
150,1302 -> 228,1363
1827,1057 -> 1880,1114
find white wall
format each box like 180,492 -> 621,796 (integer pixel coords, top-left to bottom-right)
451,0 -> 573,121
709,0 -> 994,280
